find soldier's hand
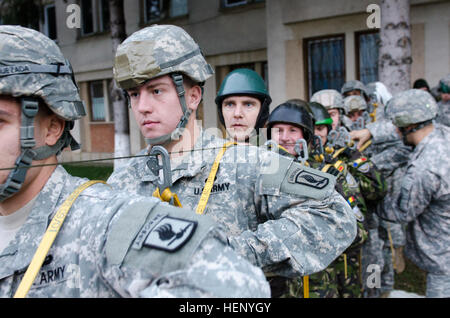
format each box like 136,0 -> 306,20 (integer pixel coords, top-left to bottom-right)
349,129 -> 372,150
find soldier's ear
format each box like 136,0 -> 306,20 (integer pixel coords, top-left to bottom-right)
186,84 -> 202,112
42,113 -> 65,147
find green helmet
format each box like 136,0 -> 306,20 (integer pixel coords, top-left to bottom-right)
266,101 -> 314,143
386,89 -> 438,128
113,24 -> 214,145
344,95 -> 367,113
309,102 -> 333,131
0,25 -> 85,202
215,68 -> 271,130
310,89 -> 345,112
341,80 -> 369,99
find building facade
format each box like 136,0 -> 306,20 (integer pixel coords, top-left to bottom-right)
15,0 -> 449,164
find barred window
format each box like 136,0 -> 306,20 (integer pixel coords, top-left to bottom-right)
305,35 -> 346,98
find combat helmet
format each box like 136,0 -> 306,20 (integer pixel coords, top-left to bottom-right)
266,101 -> 314,143
310,89 -> 345,113
341,80 -> 369,99
113,24 -> 214,145
386,89 -> 438,128
344,95 -> 367,113
0,25 -> 86,202
309,102 -> 333,132
215,68 -> 271,131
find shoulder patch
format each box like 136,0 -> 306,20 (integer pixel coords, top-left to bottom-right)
288,168 -> 329,189
143,216 -> 197,252
357,162 -> 370,173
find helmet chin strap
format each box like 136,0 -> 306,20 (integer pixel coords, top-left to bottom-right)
399,120 -> 432,147
145,73 -> 192,146
0,98 -> 80,203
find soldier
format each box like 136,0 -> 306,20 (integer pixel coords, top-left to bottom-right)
215,68 -> 271,144
349,84 -> 411,297
343,95 -> 370,130
341,80 -> 370,101
378,89 -> 450,297
107,24 -> 357,290
310,89 -> 348,131
267,101 -> 386,298
265,101 -> 314,158
0,25 -> 271,298
365,81 -> 392,122
435,73 -> 450,127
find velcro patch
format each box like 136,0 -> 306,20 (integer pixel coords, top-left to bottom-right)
143,216 -> 197,252
288,168 -> 330,189
352,205 -> 365,222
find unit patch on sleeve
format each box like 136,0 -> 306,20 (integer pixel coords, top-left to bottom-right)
288,168 -> 330,190
143,216 -> 197,252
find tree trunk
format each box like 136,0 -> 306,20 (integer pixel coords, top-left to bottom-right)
108,0 -> 130,170
378,0 -> 412,95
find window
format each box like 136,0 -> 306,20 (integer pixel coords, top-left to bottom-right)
81,0 -> 110,36
356,31 -> 380,84
144,0 -> 188,23
305,35 -> 346,97
89,80 -> 113,122
43,4 -> 57,40
221,0 -> 264,8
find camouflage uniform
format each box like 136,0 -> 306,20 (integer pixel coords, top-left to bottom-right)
0,25 -> 270,298
108,131 -> 357,279
0,167 -> 271,298
264,102 -> 382,298
304,144 -> 385,298
435,74 -> 450,127
363,119 -> 411,297
109,25 -> 357,287
379,89 -> 450,298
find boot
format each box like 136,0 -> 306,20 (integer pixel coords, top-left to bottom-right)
394,246 -> 405,274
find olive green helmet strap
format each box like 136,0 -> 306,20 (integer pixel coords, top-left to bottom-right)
145,73 -> 192,145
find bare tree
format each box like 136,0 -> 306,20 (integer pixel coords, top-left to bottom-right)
108,0 -> 130,170
378,0 -> 412,95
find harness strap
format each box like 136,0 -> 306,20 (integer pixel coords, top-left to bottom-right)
196,141 -> 236,214
13,180 -> 106,298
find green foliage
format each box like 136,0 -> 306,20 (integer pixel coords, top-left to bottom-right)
394,256 -> 427,296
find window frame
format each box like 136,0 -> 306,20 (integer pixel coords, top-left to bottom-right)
355,29 -> 380,84
303,33 -> 346,99
43,3 -> 57,41
80,0 -> 110,37
143,0 -> 188,24
88,80 -> 113,123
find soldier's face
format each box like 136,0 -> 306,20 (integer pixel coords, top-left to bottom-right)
345,90 -> 362,97
0,96 -> 21,185
314,124 -> 329,146
327,108 -> 340,130
348,110 -> 364,122
126,75 -> 185,141
271,123 -> 304,156
221,96 -> 261,142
